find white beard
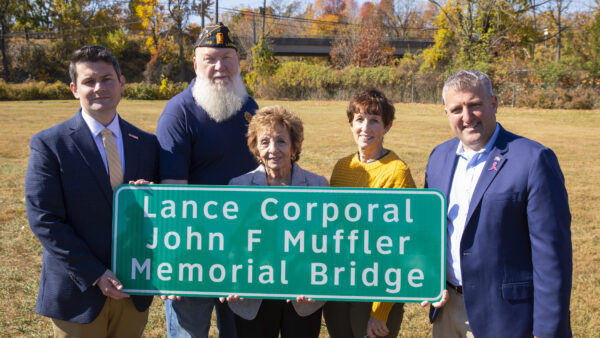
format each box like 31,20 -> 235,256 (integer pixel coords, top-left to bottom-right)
192,72 -> 248,123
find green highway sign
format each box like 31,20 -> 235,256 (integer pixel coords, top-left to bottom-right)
112,185 -> 446,302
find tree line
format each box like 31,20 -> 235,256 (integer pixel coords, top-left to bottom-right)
1,0 -> 599,108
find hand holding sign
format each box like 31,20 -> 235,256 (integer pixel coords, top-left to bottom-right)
420,289 -> 449,308
112,185 -> 446,303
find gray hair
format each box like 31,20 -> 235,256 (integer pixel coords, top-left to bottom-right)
442,70 -> 494,104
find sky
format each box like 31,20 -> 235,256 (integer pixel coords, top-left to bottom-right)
193,0 -> 596,25
211,0 -> 596,18
212,0 -> 370,15
202,0 -> 585,28
198,0 -> 401,25
216,0 -> 320,12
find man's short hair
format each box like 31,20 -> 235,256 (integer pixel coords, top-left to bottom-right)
346,88 -> 395,128
442,70 -> 494,104
247,105 -> 304,163
69,45 -> 122,84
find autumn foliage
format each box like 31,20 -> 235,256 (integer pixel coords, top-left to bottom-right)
1,0 -> 600,108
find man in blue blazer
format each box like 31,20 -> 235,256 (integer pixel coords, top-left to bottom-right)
423,70 -> 572,338
25,46 -> 158,336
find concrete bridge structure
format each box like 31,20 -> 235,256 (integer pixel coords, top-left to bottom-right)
266,37 -> 434,57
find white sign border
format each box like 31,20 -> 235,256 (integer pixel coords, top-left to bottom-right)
112,185 -> 446,302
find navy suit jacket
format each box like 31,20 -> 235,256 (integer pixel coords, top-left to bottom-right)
25,110 -> 158,323
425,125 -> 572,338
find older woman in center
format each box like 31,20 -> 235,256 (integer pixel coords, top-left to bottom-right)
227,105 -> 327,338
323,89 -> 416,338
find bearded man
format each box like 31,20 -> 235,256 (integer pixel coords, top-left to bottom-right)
156,23 -> 258,338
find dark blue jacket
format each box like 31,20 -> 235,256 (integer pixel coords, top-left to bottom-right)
25,111 -> 158,323
425,125 -> 572,338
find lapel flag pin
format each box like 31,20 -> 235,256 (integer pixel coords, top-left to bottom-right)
128,133 -> 139,140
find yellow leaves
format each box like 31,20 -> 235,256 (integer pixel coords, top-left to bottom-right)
159,75 -> 169,93
132,0 -> 157,30
310,14 -> 342,36
421,47 -> 445,70
322,13 -> 341,23
146,37 -> 157,54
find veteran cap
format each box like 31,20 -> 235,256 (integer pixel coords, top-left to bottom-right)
194,23 -> 237,50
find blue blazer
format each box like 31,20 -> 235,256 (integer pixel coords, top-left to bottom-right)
425,125 -> 572,338
25,111 -> 158,324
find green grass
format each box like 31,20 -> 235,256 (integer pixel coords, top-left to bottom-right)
0,99 -> 598,337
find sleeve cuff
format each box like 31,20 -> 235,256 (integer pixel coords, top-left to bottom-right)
370,302 -> 395,322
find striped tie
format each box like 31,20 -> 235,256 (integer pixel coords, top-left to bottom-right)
100,128 -> 123,191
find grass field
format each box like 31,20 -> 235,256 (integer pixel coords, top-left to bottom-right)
0,99 -> 598,337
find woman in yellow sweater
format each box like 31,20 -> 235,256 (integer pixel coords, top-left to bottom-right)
323,89 -> 416,338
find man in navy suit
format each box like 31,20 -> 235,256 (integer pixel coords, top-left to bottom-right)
423,70 -> 572,338
25,45 -> 158,337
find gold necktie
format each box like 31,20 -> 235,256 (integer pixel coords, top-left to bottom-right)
100,128 -> 123,191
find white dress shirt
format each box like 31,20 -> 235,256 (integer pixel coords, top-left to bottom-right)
81,111 -> 125,175
446,123 -> 500,286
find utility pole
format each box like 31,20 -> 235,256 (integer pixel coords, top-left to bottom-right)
253,11 -> 256,44
262,0 -> 266,36
201,0 -> 205,28
556,4 -> 561,61
215,0 -> 219,24
531,0 -> 536,58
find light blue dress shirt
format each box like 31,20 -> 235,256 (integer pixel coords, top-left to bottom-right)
81,111 -> 125,175
446,123 -> 500,286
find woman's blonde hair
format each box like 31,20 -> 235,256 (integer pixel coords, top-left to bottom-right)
247,105 -> 304,163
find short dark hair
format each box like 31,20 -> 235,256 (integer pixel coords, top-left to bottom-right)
69,45 -> 122,84
346,89 -> 395,127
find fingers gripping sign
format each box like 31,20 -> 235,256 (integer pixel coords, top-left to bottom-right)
219,295 -> 242,303
160,295 -> 182,301
366,316 -> 389,338
420,289 -> 449,308
97,270 -> 130,300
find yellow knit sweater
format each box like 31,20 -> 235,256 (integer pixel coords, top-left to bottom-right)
330,150 -> 416,322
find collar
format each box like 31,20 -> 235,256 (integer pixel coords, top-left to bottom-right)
455,123 -> 500,158
81,111 -> 122,139
252,162 -> 305,186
